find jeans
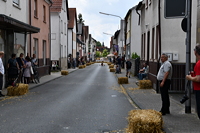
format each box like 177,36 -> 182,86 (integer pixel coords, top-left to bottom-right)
138,73 -> 147,80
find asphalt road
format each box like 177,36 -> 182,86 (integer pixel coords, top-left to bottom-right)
0,63 -> 135,133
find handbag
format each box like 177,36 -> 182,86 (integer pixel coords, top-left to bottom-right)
30,66 -> 34,75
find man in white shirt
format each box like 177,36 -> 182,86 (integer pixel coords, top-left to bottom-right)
157,53 -> 172,115
0,51 -> 5,97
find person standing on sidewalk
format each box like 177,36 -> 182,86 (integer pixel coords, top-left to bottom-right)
157,53 -> 173,115
0,51 -> 5,97
126,59 -> 132,78
186,44 -> 200,119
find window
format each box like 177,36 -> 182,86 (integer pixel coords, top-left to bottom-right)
64,23 -> 66,34
13,0 -> 19,6
61,45 -> 63,57
43,5 -> 46,22
145,0 -> 148,8
33,38 -> 38,59
151,28 -> 155,60
156,25 -> 160,60
14,33 -> 25,57
61,20 -> 63,33
34,0 -> 38,17
43,40 -> 46,65
64,46 -> 66,57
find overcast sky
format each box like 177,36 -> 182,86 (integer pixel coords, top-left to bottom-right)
68,0 -> 141,47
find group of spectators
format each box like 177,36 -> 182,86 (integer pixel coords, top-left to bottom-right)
7,53 -> 38,85
68,58 -> 76,69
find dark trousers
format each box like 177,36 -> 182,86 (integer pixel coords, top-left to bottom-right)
195,90 -> 200,119
0,74 -> 3,91
159,79 -> 171,113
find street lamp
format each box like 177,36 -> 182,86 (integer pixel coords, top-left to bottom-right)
103,32 -> 113,36
99,12 -> 125,57
99,12 -> 122,19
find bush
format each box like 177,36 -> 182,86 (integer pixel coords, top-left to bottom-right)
132,52 -> 140,59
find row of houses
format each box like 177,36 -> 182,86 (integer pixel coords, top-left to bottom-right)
110,0 -> 199,92
0,0 -> 97,86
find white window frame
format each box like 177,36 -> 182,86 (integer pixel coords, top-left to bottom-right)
61,20 -> 63,34
34,38 -> 38,59
34,0 -> 38,17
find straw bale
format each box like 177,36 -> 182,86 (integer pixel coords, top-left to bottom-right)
79,65 -> 84,69
109,64 -> 114,68
107,62 -> 111,65
86,63 -> 91,66
118,77 -> 128,84
126,109 -> 163,133
110,68 -> 115,72
139,80 -> 152,89
7,83 -> 29,96
61,70 -> 68,75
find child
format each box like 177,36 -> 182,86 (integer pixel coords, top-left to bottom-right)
101,61 -> 104,66
115,65 -> 120,74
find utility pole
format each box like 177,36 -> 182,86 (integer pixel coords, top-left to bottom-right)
185,0 -> 192,113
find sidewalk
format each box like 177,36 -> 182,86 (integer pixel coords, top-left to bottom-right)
116,68 -> 200,133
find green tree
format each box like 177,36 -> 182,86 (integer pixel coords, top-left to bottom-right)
96,41 -> 102,47
96,51 -> 101,57
78,13 -> 85,25
102,49 -> 109,57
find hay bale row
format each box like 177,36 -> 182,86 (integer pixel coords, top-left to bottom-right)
109,64 -> 114,68
126,109 -> 163,133
107,62 -> 112,65
86,63 -> 91,66
118,77 -> 128,84
79,65 -> 84,69
139,80 -> 152,89
61,70 -> 68,75
110,68 -> 115,72
7,83 -> 29,96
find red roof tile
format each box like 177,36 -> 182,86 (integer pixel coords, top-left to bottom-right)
51,0 -> 62,12
68,8 -> 77,29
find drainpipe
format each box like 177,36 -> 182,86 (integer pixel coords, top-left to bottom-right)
136,9 -> 141,25
49,2 -> 52,74
59,16 -> 61,69
156,0 -> 162,93
29,0 -> 32,57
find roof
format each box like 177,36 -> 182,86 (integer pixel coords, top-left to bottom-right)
51,0 -> 63,12
68,8 -> 77,29
114,30 -> 120,39
136,1 -> 145,10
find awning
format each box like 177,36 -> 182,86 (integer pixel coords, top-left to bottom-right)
0,14 -> 40,33
77,38 -> 85,45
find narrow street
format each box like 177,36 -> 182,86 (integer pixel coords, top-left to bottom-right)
0,64 -> 134,133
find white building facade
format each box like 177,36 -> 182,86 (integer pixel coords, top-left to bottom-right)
136,0 -> 197,92
51,0 -> 69,70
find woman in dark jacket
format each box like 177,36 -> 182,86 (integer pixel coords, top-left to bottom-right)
7,54 -> 19,85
